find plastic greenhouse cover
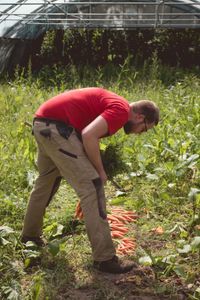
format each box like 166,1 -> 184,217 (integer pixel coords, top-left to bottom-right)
0,0 -> 200,39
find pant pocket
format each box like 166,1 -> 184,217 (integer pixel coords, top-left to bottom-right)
56,124 -> 74,140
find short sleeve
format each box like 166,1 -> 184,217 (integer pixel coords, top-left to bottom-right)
101,102 -> 129,135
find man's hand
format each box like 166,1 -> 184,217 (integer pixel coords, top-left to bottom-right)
99,170 -> 108,185
81,116 -> 109,183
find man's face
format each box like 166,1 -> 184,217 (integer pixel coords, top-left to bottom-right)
123,118 -> 155,135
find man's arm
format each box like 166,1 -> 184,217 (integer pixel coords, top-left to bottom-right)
81,116 -> 109,184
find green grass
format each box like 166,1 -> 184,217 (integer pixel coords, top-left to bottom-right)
0,63 -> 200,299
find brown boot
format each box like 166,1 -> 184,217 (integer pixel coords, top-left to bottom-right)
93,255 -> 134,274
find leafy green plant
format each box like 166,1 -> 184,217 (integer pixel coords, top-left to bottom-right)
101,143 -> 130,180
1,281 -> 21,300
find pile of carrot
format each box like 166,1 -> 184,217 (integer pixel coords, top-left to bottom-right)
108,207 -> 138,255
74,203 -> 138,256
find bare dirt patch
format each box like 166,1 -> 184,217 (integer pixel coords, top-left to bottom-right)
56,263 -> 188,300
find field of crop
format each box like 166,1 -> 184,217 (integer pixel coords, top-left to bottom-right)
0,62 -> 200,299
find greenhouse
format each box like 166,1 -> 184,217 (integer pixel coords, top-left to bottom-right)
0,0 -> 200,39
0,0 -> 200,73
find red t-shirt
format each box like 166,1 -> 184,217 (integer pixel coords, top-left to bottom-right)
35,87 -> 129,135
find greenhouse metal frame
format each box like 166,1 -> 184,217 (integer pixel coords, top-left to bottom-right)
0,1 -> 200,39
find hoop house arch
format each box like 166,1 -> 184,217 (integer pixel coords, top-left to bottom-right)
0,0 -> 200,73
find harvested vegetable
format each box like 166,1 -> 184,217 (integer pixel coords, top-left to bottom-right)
74,201 -> 84,220
150,226 -> 164,235
117,237 -> 137,255
74,202 -> 138,255
111,231 -> 125,238
109,207 -> 138,255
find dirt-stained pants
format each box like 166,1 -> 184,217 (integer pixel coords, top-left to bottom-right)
22,120 -> 116,261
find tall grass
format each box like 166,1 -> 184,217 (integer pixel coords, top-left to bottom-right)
0,60 -> 199,229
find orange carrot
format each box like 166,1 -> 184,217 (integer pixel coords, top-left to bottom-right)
118,240 -> 136,247
107,214 -> 120,222
111,222 -> 126,226
111,208 -> 137,215
111,228 -> 128,234
124,214 -> 139,219
110,225 -> 128,231
120,215 -> 134,222
111,231 -> 124,238
111,214 -> 129,223
110,224 -> 128,230
74,201 -> 84,220
112,230 -> 125,235
122,237 -> 136,242
117,245 -> 136,254
120,243 -> 135,249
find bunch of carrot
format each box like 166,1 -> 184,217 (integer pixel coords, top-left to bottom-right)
107,207 -> 138,255
74,203 -> 138,255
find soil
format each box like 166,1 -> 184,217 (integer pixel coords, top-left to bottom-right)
56,263 -> 189,300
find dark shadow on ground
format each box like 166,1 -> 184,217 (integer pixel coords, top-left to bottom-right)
54,261 -> 189,300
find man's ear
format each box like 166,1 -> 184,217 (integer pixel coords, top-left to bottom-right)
135,113 -> 145,122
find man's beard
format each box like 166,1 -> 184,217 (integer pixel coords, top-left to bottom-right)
123,121 -> 133,134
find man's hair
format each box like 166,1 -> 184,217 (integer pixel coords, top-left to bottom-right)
132,100 -> 160,125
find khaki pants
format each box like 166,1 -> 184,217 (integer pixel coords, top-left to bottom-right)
22,120 -> 116,261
